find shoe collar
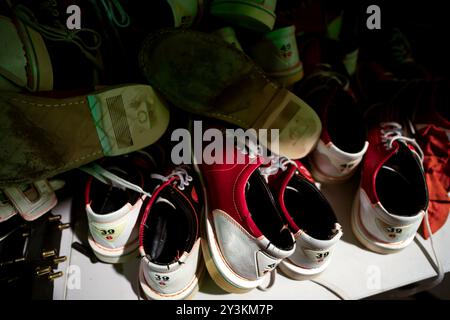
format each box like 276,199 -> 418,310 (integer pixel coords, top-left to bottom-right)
262,158 -> 313,232
264,158 -> 343,243
138,167 -> 200,260
295,223 -> 343,248
84,163 -> 146,220
365,122 -> 426,204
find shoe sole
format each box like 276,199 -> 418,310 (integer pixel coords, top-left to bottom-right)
351,189 -> 414,254
0,16 -> 53,91
16,18 -> 54,91
88,235 -> 139,264
278,258 -> 331,280
0,85 -> 170,186
138,258 -> 205,300
140,29 -> 321,159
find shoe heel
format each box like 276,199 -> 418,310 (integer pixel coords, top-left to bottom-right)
255,89 -> 321,159
278,261 -> 323,281
351,190 -> 400,255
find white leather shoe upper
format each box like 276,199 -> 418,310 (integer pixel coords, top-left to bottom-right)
213,209 -> 295,281
357,188 -> 424,245
86,197 -> 143,250
140,238 -> 201,296
288,224 -> 342,270
311,139 -> 368,181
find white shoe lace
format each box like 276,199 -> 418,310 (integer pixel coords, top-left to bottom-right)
100,0 -> 130,28
150,168 -> 193,191
258,155 -> 351,297
380,122 -> 424,162
81,163 -> 152,197
228,131 -> 268,160
259,156 -> 298,182
13,4 -> 103,69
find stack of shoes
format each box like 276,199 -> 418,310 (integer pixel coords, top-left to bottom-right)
139,29 -> 320,160
0,0 -> 447,301
0,7 -> 64,222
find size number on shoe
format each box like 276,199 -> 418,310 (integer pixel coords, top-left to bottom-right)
154,274 -> 170,287
375,218 -> 413,241
91,220 -> 127,242
303,248 -> 331,263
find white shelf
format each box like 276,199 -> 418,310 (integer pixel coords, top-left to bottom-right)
56,176 -> 450,300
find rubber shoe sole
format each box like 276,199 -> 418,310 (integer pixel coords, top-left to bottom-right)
88,235 -> 139,264
0,84 -> 169,186
140,29 -> 321,160
138,260 -> 204,300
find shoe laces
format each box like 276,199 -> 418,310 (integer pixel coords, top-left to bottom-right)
226,131 -> 271,161
380,122 -> 424,162
259,156 -> 297,182
151,168 -> 193,191
13,4 -> 103,68
100,0 -> 130,28
303,64 -> 350,92
81,163 -> 152,197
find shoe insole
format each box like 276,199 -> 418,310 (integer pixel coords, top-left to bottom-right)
246,170 -> 294,250
328,105 -> 366,153
376,165 -> 422,216
90,167 -> 139,215
144,192 -> 196,265
283,178 -> 337,240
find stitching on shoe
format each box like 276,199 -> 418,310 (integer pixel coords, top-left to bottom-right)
1,150 -> 102,186
11,98 -> 86,107
206,112 -> 249,128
